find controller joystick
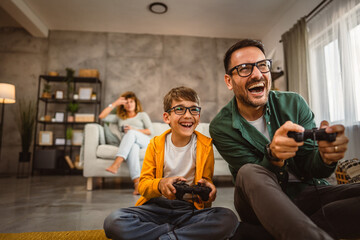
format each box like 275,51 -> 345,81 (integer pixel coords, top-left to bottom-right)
173,181 -> 211,202
287,128 -> 337,142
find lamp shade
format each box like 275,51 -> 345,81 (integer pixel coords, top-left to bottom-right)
0,83 -> 16,104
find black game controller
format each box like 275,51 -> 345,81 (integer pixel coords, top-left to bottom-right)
287,128 -> 337,142
173,181 -> 211,202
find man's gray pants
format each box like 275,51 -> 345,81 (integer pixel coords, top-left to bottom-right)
235,163 -> 360,240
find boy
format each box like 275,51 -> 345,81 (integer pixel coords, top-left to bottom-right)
104,86 -> 238,240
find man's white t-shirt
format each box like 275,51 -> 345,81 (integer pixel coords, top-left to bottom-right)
248,116 -> 300,182
164,133 -> 197,185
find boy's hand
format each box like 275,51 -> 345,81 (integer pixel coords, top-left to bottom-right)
197,179 -> 217,202
158,176 -> 187,200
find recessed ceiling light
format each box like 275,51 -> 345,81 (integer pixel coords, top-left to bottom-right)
149,2 -> 168,14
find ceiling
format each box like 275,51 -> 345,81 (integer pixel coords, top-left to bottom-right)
1,0 -> 301,39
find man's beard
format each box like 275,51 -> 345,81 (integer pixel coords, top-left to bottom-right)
233,77 -> 270,108
236,92 -> 268,108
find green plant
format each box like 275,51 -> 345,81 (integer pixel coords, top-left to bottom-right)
17,99 -> 36,153
64,68 -> 75,99
66,127 -> 73,140
43,82 -> 51,93
66,102 -> 79,116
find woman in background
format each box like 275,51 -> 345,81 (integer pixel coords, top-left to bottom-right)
99,91 -> 153,194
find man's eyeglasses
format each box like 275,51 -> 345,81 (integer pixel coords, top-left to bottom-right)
227,59 -> 272,77
167,105 -> 201,115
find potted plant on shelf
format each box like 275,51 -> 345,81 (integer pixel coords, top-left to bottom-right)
64,68 -> 75,99
66,127 -> 73,145
17,99 -> 36,164
66,102 -> 79,122
41,82 -> 52,99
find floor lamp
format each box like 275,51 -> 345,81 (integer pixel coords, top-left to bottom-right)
0,83 -> 16,176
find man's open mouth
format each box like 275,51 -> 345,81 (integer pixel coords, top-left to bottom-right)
248,82 -> 265,93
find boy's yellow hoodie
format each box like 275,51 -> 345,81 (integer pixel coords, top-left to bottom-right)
136,129 -> 215,209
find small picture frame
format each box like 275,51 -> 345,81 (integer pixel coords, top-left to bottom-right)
78,87 -> 92,100
72,130 -> 83,146
55,138 -> 66,145
55,90 -> 64,99
39,131 -> 53,146
55,112 -> 65,122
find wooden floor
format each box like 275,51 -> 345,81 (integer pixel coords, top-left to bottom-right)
0,175 -> 235,233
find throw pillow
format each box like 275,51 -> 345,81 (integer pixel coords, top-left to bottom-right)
104,124 -> 120,146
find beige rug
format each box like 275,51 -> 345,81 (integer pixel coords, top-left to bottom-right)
0,230 -> 357,240
0,229 -> 109,240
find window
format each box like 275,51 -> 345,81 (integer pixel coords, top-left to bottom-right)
308,0 -> 360,125
323,40 -> 344,122
307,0 -> 360,159
350,24 -> 360,121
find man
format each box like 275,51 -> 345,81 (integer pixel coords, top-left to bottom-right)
210,39 -> 360,240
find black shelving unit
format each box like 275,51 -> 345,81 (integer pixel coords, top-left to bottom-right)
271,70 -> 284,90
32,75 -> 102,174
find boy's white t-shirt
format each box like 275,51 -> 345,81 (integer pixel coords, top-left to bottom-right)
164,133 -> 197,185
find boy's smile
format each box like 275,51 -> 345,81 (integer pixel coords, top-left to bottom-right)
163,99 -> 200,147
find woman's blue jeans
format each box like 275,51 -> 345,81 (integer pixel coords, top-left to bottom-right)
116,130 -> 150,180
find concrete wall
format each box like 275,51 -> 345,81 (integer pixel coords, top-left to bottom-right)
0,27 -> 238,174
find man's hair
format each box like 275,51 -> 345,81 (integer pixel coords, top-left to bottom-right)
223,39 -> 265,73
117,91 -> 143,119
163,86 -> 200,112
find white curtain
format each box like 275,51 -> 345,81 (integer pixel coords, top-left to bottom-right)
307,0 -> 360,160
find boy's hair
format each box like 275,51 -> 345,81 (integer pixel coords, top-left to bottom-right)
117,91 -> 143,119
163,86 -> 200,112
223,39 -> 265,73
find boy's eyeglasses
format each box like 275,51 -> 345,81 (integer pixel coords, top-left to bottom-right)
167,105 -> 201,115
227,59 -> 272,77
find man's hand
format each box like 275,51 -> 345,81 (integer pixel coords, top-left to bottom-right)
158,176 -> 187,200
269,121 -> 305,167
197,179 -> 217,203
318,120 -> 348,165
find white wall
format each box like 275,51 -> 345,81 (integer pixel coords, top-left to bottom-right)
261,0 -> 322,91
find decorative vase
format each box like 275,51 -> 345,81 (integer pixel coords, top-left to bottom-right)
67,116 -> 74,122
18,152 -> 31,178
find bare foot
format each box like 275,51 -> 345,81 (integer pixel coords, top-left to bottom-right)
106,162 -> 121,174
106,157 -> 124,174
133,179 -> 140,195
